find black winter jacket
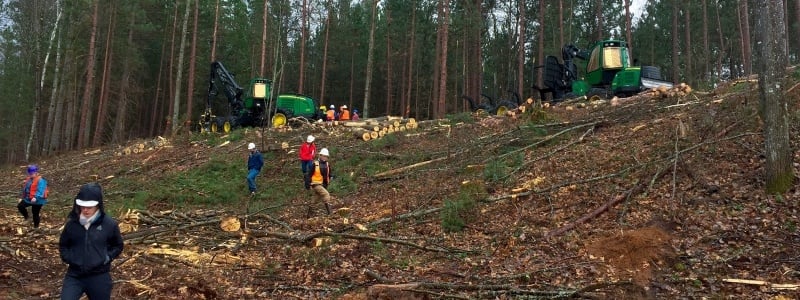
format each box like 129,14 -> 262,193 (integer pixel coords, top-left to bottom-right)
59,183 -> 124,277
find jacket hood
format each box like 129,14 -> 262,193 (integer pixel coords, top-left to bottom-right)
69,183 -> 106,219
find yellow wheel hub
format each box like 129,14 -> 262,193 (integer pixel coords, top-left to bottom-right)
223,121 -> 232,133
272,113 -> 287,128
495,106 -> 508,116
211,122 -> 218,133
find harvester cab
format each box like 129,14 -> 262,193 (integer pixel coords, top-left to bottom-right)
533,40 -> 673,102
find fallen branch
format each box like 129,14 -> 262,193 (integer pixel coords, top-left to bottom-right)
723,278 -> 799,290
489,121 -> 600,162
372,150 -> 468,179
545,179 -> 643,238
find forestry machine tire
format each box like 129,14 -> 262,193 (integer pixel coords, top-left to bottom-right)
495,101 -> 518,116
272,112 -> 288,128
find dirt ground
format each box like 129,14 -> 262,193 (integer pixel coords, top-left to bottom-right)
2,79 -> 800,299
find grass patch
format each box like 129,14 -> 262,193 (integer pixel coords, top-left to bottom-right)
440,181 -> 486,232
445,112 -> 475,124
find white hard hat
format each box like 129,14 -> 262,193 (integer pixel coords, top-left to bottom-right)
342,105 -> 347,109
319,148 -> 330,156
306,135 -> 315,143
330,105 -> 335,109
247,143 -> 256,150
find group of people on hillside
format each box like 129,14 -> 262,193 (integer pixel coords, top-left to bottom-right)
321,104 -> 359,125
16,165 -> 124,299
245,134 -> 334,216
15,135 -> 334,298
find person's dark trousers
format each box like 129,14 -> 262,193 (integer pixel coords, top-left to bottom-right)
17,201 -> 43,228
301,160 -> 313,174
61,272 -> 112,300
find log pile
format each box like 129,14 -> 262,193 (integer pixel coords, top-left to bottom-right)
115,136 -> 171,156
646,83 -> 693,98
335,116 -> 418,141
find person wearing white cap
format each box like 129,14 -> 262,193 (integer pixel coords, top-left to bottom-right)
304,148 -> 334,215
246,142 -> 264,195
339,105 -> 350,121
59,183 -> 124,300
299,135 -> 317,174
326,105 -> 336,126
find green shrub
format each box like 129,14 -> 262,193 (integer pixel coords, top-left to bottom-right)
445,112 -> 475,124
440,182 -> 485,232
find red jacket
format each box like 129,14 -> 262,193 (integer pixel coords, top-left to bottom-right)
299,142 -> 316,161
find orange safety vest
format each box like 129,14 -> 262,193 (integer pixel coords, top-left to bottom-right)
326,109 -> 335,121
340,109 -> 350,120
311,161 -> 324,184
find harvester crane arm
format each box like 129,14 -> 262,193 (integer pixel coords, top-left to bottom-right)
207,61 -> 246,114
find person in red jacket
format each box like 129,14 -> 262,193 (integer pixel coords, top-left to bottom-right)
299,135 -> 316,174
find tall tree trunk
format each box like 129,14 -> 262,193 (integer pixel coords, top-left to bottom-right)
624,0 -> 633,59
432,0 -> 443,118
536,0 -> 545,92
41,0 -> 63,154
753,0 -> 794,193
795,0 -> 800,60
517,0 -> 525,99
594,0 -> 604,40
299,0 -> 308,94
385,5 -> 393,116
715,0 -> 725,80
114,12 -> 136,143
172,0 -> 192,134
166,2 -> 179,136
93,2 -> 117,147
150,37 -> 167,136
186,0 -> 199,128
559,0 -> 564,48
404,1 -> 417,118
738,0 -> 752,75
436,0 -> 449,119
363,0 -> 378,118
703,0 -> 709,80
684,1 -> 692,84
77,0 -> 100,148
320,0 -> 331,103
671,0 -> 679,83
260,0 -> 268,76
46,33 -> 64,154
211,0 -> 220,62
25,0 -> 43,161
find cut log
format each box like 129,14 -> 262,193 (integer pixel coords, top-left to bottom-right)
370,131 -> 379,139
354,130 -> 371,141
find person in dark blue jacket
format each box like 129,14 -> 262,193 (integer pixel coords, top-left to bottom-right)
59,183 -> 124,300
247,142 -> 264,195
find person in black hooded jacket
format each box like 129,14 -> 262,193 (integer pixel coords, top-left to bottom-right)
59,183 -> 124,300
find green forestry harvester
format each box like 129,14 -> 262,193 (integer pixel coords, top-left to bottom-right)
533,40 -> 673,101
199,61 -> 323,132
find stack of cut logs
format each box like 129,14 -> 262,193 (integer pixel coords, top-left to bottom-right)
336,116 -> 418,141
647,83 -> 693,98
115,136 -> 170,156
